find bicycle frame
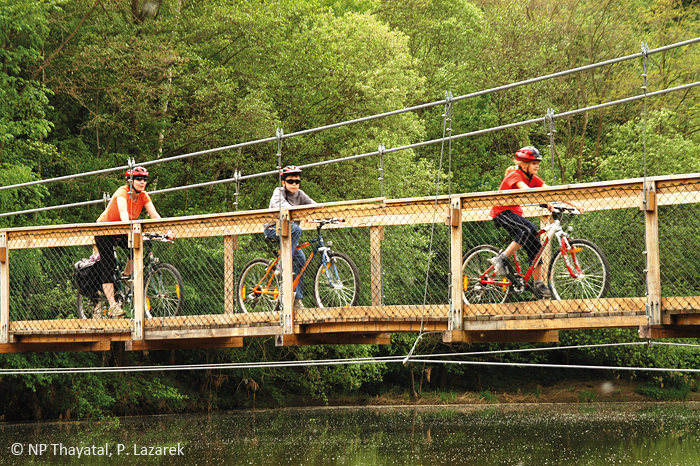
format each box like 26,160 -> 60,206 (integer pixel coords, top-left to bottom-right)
479,211 -> 584,290
252,222 -> 337,299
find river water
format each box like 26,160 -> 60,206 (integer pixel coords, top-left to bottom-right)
2,403 -> 700,465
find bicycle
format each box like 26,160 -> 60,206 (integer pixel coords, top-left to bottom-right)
462,205 -> 610,304
236,218 -> 361,312
76,233 -> 184,319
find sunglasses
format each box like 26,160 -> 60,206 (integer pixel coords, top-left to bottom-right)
131,176 -> 148,181
284,179 -> 301,185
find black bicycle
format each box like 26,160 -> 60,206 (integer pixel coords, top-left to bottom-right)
75,233 -> 184,319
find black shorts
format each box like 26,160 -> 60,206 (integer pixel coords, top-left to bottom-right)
492,210 -> 542,265
94,234 -> 129,284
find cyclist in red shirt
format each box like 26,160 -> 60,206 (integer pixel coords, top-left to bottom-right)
489,146 -> 581,299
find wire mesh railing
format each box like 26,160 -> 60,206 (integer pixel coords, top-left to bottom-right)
1,174 -> 699,343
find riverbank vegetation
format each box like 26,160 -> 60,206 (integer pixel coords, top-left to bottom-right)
1,330 -> 699,421
2,0 -> 700,421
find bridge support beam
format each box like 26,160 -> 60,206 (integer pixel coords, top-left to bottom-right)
132,224 -> 144,341
275,333 -> 391,346
449,197 -> 463,332
0,232 -> 8,344
279,210 -> 294,334
643,181 -> 662,326
442,330 -> 559,343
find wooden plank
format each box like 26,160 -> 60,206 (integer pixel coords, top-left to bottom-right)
143,326 -> 281,340
450,197 -> 463,331
280,210 -> 294,335
671,315 -> 700,325
10,319 -> 132,334
300,321 -> 447,334
224,235 -> 237,314
276,333 -> 391,346
0,341 -> 111,353
0,232 -> 8,344
295,304 -> 450,322
464,314 -> 646,331
132,224 -> 144,341
443,330 -> 559,343
370,226 -> 384,306
465,297 -> 646,316
14,333 -> 129,343
645,181 -> 662,325
639,325 -> 700,339
127,337 -> 243,351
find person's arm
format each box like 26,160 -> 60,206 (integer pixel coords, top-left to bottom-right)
528,179 -> 585,213
116,196 -> 130,222
268,187 -> 293,209
144,202 -> 161,219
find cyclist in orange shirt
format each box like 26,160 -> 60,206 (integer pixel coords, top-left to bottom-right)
95,166 -> 167,318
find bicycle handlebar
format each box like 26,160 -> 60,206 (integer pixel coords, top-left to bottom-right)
143,233 -> 174,243
539,204 -> 580,215
308,217 -> 346,225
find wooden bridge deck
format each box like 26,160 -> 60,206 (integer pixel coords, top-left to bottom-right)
2,296 -> 697,353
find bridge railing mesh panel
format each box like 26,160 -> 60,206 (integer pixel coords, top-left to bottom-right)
658,182 -> 700,299
142,211 -> 282,329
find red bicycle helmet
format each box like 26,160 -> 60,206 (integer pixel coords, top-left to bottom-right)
514,146 -> 542,162
281,165 -> 302,179
125,166 -> 149,180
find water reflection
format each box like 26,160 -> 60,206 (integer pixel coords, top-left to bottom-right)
1,403 -> 700,465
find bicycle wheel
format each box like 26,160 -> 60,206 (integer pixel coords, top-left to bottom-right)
462,245 -> 510,304
237,258 -> 280,313
77,291 -> 108,319
548,239 -> 610,300
314,252 -> 360,308
145,263 -> 184,317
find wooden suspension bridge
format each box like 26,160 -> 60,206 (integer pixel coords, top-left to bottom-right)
1,173 -> 700,354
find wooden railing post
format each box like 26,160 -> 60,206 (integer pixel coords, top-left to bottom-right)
370,225 -> 384,306
224,234 -> 238,313
449,198 -> 463,332
643,180 -> 662,325
0,232 -> 8,344
132,224 -> 144,341
279,210 -> 294,334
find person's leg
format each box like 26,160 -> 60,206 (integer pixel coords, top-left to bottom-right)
95,235 -> 118,306
95,234 -> 127,316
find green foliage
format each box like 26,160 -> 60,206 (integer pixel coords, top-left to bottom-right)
598,110 -> 700,180
479,391 -> 499,403
635,374 -> 692,401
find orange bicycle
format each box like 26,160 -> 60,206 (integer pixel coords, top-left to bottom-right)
236,218 -> 360,312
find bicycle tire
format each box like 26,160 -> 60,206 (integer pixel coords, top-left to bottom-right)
462,245 -> 510,304
145,263 -> 184,317
77,291 -> 106,319
313,252 -> 360,308
548,239 -> 610,300
236,258 -> 280,313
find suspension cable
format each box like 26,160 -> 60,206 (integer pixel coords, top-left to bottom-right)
3,37 -> 699,195
3,80 -> 700,220
404,91 -> 454,364
2,340 -> 699,375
